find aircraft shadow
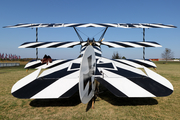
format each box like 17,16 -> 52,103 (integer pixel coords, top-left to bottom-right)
98,89 -> 158,106
29,92 -> 81,107
30,88 -> 158,108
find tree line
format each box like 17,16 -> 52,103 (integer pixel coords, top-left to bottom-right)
0,53 -> 21,60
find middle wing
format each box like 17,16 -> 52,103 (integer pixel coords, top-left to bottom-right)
11,58 -> 81,99
101,41 -> 162,48
19,41 -> 81,48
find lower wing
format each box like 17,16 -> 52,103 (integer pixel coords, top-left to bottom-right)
95,57 -> 173,97
11,58 -> 81,99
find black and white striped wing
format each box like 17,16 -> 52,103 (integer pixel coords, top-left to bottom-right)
19,41 -> 80,48
96,57 -> 173,97
113,59 -> 157,68
101,41 -> 162,48
4,23 -> 177,28
11,58 -> 81,99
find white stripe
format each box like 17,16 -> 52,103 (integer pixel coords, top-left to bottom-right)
120,42 -> 143,47
116,59 -> 143,68
77,23 -> 104,27
38,42 -> 62,48
58,42 -> 80,48
149,24 -> 172,28
39,58 -> 81,78
24,60 -> 41,68
36,59 -> 65,69
94,48 -> 102,54
139,42 -> 162,47
19,42 -> 43,48
100,57 -> 147,76
102,42 -> 125,48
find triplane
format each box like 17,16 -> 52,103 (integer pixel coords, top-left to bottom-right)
4,23 -> 176,108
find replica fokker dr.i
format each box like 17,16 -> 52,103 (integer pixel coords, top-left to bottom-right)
4,23 -> 176,107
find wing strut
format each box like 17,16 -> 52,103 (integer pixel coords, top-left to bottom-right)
98,27 -> 108,42
36,28 -> 38,60
73,27 -> 83,42
143,28 -> 145,60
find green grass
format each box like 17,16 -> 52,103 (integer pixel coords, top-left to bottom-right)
0,61 -> 180,119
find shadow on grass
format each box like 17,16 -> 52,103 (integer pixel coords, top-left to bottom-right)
30,92 -> 81,107
30,88 -> 158,108
98,89 -> 158,106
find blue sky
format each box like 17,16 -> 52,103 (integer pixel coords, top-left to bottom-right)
0,0 -> 179,59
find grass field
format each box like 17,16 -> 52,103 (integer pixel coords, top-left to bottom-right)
0,61 -> 180,119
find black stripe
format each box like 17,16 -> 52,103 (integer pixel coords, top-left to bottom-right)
68,42 -> 81,48
112,59 -> 135,68
97,63 -> 114,69
111,42 -> 133,47
95,52 -> 101,57
12,78 -> 59,98
96,77 -> 127,97
71,63 -> 80,69
95,67 -> 102,75
25,62 -> 45,69
101,43 -> 114,48
130,42 -> 154,47
97,23 -> 115,27
60,84 -> 78,98
43,67 -> 78,79
26,42 -> 52,48
141,24 -> 159,28
47,42 -> 72,48
126,59 -> 155,68
12,68 -> 78,98
81,47 -> 87,52
66,24 -> 85,27
93,46 -> 101,52
105,67 -> 173,97
106,67 -> 142,78
21,42 -> 35,46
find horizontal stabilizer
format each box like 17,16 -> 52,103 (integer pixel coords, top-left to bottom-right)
19,41 -> 80,48
101,41 -> 162,48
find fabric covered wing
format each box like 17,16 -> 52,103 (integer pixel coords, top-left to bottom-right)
96,57 -> 173,97
101,41 -> 162,48
4,23 -> 176,28
19,41 -> 80,48
11,58 -> 81,99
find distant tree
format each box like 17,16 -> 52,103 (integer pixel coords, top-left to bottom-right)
161,48 -> 174,63
122,56 -> 126,59
112,52 -> 121,59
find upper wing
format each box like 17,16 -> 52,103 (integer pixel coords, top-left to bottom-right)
4,23 -> 176,28
95,57 -> 173,97
11,58 -> 81,99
